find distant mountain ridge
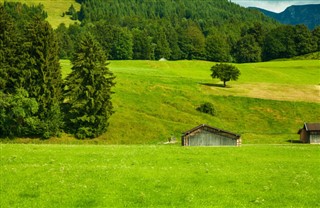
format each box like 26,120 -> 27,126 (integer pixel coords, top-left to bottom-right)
252,4 -> 320,29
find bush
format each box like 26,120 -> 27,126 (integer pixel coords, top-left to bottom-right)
196,102 -> 216,116
0,89 -> 41,138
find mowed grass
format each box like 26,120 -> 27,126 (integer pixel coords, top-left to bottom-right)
1,0 -> 80,28
1,144 -> 320,207
54,59 -> 320,144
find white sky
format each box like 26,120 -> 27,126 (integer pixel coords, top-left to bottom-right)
231,0 -> 320,13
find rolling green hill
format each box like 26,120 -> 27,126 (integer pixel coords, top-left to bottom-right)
1,1 -> 319,144
1,0 -> 80,28
50,59 -> 320,145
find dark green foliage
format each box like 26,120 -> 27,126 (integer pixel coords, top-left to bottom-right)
234,35 -> 262,63
263,25 -> 296,60
205,33 -> 230,62
211,63 -> 241,87
132,28 -> 153,60
180,21 -> 206,60
88,22 -> 133,60
71,0 -> 317,62
23,17 -> 63,138
63,33 -> 115,139
1,3 -> 63,139
262,25 -> 317,61
0,4 -> 17,91
74,0 -> 280,62
197,102 -> 216,116
312,26 -> 320,51
294,25 -> 317,55
0,89 -> 41,138
3,2 -> 47,29
66,4 -> 78,20
154,27 -> 171,60
55,23 -> 74,59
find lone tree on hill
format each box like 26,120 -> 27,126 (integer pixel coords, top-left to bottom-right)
63,33 -> 115,139
210,63 -> 240,87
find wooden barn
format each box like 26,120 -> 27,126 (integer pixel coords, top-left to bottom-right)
182,124 -> 241,146
298,123 -> 320,144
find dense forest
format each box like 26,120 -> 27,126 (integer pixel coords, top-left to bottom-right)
54,0 -> 320,62
0,2 -> 114,139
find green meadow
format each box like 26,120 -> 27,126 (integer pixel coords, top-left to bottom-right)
4,59 -> 319,144
54,59 -> 319,145
1,144 -> 320,207
1,0 -> 80,28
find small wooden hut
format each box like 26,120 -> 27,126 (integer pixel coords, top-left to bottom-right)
182,124 -> 241,146
298,123 -> 320,144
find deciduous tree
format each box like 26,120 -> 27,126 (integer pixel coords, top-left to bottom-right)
210,63 -> 240,87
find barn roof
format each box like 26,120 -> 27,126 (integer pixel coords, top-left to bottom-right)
183,124 -> 240,139
298,123 -> 320,133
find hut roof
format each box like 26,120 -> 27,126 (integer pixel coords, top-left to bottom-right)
298,123 -> 320,134
183,124 -> 240,139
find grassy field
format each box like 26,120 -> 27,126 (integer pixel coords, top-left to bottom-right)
1,0 -> 80,28
3,59 -> 319,144
53,59 -> 320,144
1,144 -> 320,207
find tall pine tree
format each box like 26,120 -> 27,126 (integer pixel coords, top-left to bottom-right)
63,33 -> 115,139
0,4 -> 23,92
23,16 -> 63,138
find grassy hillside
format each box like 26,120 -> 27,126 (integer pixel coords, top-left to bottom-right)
47,60 -> 320,144
1,0 -> 80,28
1,144 -> 320,207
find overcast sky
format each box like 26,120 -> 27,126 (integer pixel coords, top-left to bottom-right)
230,0 -> 320,13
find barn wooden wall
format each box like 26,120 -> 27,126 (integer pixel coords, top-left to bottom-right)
184,129 -> 238,146
310,132 -> 320,144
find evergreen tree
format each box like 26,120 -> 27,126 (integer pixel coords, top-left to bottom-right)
154,27 -> 171,60
0,4 -> 17,91
63,33 -> 115,139
1,3 -> 62,139
23,17 -> 63,138
55,23 -> 74,59
66,4 -> 78,20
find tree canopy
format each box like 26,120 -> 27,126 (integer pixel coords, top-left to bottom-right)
0,2 -> 115,140
53,0 -> 320,62
211,63 -> 241,87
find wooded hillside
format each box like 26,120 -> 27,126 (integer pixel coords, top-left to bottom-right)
53,0 -> 320,62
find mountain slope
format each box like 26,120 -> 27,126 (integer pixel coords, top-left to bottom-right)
1,0 -> 80,28
253,4 -> 320,29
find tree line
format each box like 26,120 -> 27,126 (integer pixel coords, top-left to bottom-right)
0,2 -> 115,139
56,0 -> 320,62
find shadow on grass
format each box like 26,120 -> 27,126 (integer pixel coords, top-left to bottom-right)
286,140 -> 303,144
199,83 -> 229,88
